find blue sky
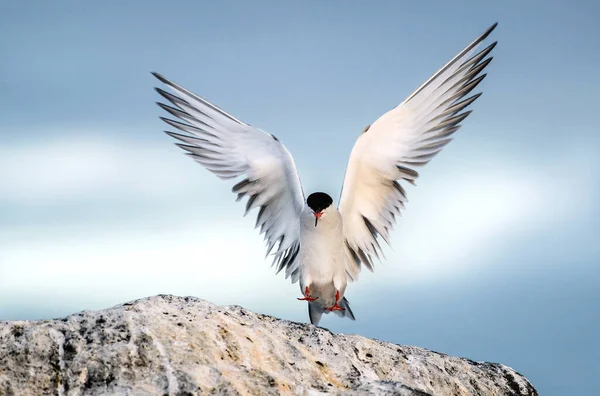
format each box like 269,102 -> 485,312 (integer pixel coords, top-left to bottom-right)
1,1 -> 599,394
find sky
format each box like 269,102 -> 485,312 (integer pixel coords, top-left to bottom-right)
1,1 -> 599,394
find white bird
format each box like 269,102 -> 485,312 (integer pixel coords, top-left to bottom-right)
153,23 -> 498,326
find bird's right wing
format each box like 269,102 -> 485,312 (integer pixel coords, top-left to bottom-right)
153,73 -> 305,281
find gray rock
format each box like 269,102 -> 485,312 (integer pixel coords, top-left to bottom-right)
0,295 -> 537,395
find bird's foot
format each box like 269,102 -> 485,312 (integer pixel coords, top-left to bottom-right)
325,290 -> 345,311
297,286 -> 318,302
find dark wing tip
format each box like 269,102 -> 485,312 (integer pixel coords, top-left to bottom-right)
153,86 -> 164,95
155,101 -> 170,111
473,23 -> 498,49
174,143 -> 198,152
164,131 -> 209,145
483,23 -> 499,39
151,71 -> 169,84
164,130 -> 181,141
487,41 -> 498,54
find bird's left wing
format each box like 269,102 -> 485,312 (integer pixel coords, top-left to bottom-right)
153,73 -> 305,281
339,24 -> 498,281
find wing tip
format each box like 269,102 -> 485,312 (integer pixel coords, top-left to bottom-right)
151,71 -> 169,85
164,130 -> 177,140
486,22 -> 499,35
403,23 -> 498,105
473,22 -> 499,51
158,116 -> 174,125
477,23 -> 498,48
156,101 -> 173,112
486,41 -> 499,54
478,23 -> 498,43
175,143 -> 199,154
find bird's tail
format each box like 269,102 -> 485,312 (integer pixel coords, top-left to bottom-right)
308,297 -> 356,326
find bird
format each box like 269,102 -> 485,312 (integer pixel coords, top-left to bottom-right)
152,23 -> 498,326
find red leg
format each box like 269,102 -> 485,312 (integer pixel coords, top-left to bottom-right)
325,290 -> 345,311
297,286 -> 318,302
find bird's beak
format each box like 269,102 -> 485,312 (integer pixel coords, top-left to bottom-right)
313,211 -> 323,227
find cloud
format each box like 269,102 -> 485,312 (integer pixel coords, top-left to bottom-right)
1,133 -> 597,314
368,146 -> 599,283
0,221 -> 293,305
0,132 -> 205,204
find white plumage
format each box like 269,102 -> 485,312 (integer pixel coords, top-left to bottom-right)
153,23 -> 498,325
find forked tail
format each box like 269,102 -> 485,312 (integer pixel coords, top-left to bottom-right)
308,297 -> 355,326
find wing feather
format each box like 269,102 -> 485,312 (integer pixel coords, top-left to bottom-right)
339,24 -> 498,280
154,73 -> 305,280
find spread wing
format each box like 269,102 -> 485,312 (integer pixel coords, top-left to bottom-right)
153,73 -> 305,281
339,23 -> 498,281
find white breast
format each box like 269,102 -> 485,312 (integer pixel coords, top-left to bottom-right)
298,207 -> 348,304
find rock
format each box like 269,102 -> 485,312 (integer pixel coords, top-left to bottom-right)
0,295 -> 537,395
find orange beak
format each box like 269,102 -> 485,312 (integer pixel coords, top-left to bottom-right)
313,211 -> 323,227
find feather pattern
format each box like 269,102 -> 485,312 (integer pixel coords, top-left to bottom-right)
153,73 -> 305,279
338,23 -> 497,280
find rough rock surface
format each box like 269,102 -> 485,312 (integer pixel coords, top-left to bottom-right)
0,295 -> 537,395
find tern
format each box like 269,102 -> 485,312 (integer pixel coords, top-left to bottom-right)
153,23 -> 498,326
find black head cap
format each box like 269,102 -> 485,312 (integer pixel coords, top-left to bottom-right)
307,192 -> 333,213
